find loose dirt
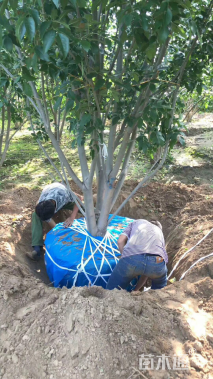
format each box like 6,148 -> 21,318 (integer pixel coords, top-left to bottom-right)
1,114 -> 213,379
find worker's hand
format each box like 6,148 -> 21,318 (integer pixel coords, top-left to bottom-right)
63,216 -> 74,228
131,291 -> 142,296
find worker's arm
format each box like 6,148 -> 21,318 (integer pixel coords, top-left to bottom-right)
134,275 -> 148,291
117,234 -> 128,254
47,218 -> 56,229
63,192 -> 84,228
64,203 -> 79,228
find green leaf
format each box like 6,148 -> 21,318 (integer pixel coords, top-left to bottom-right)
0,0 -> 7,16
22,82 -> 33,97
111,89 -> 119,102
65,99 -> 74,112
67,89 -> 76,100
54,97 -> 62,111
0,15 -> 12,31
3,36 -> 13,52
178,135 -> 185,146
87,72 -> 96,79
60,0 -> 68,7
150,83 -> 156,92
0,25 -> 2,47
43,30 -> 56,52
133,72 -> 139,82
112,115 -> 120,125
40,21 -> 51,38
190,20 -> 197,35
29,9 -> 40,27
171,23 -> 186,38
57,33 -> 69,58
6,32 -> 20,48
80,40 -> 91,52
15,16 -> 25,42
145,42 -> 157,60
122,14 -> 132,26
20,23 -> 26,40
141,14 -> 148,31
80,114 -> 91,127
158,25 -> 169,44
25,17 -> 36,41
137,119 -> 144,129
76,0 -> 86,7
31,53 -> 38,72
22,67 -> 36,81
94,79 -> 105,90
69,0 -> 76,7
137,135 -> 150,153
165,8 -> 172,26
35,46 -> 49,61
52,0 -> 60,8
9,0 -> 18,11
197,28 -> 202,46
121,30 -> 128,44
196,83 -> 202,95
92,0 -> 101,10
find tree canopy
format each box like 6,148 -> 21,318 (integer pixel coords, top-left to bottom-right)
0,0 -> 213,235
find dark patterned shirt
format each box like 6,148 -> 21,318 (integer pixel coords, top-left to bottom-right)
121,219 -> 168,263
38,182 -> 73,221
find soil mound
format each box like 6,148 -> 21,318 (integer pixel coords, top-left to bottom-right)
1,249 -> 213,379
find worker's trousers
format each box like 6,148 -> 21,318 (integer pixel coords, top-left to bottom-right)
106,254 -> 168,291
31,202 -> 74,247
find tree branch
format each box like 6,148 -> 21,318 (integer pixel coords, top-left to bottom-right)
109,141 -> 169,223
26,100 -> 65,183
41,72 -> 50,127
114,119 -> 127,150
61,163 -> 86,217
77,143 -> 90,189
0,106 -> 11,168
29,81 -> 83,189
88,153 -> 97,187
0,63 -> 40,114
110,126 -> 137,210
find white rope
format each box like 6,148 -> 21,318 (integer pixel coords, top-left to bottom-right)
168,227 -> 213,280
99,143 -> 108,161
179,252 -> 213,281
143,228 -> 213,292
46,218 -> 121,287
45,249 -> 76,272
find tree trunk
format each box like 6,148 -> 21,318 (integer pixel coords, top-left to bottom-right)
97,185 -> 115,236
0,106 -> 11,168
0,105 -> 5,156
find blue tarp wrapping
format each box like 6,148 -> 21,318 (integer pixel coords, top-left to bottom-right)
45,215 -> 134,288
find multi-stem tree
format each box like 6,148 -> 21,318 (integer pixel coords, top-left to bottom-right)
0,0 -> 213,235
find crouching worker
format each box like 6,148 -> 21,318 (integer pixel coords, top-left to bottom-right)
27,182 -> 83,261
106,219 -> 168,291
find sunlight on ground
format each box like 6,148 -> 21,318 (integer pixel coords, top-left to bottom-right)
182,300 -> 212,339
172,340 -> 184,356
172,149 -> 203,167
4,242 -> 15,256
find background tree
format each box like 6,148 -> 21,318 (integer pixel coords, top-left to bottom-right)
0,71 -> 26,168
0,0 -> 213,235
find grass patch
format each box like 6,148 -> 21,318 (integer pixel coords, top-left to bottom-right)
0,126 -> 155,191
0,128 -> 83,190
